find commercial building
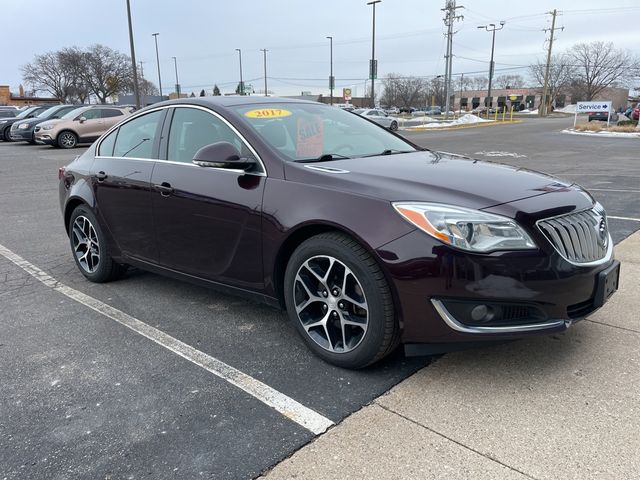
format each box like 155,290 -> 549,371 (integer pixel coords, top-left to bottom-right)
0,85 -> 59,106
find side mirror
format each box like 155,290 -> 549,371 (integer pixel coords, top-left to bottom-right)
78,116 -> 87,123
192,142 -> 256,171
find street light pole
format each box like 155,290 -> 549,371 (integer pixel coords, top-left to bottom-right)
478,21 -> 505,109
367,0 -> 381,109
235,48 -> 244,95
260,49 -> 268,96
171,56 -> 180,98
152,33 -> 163,100
125,0 -> 140,109
326,36 -> 334,105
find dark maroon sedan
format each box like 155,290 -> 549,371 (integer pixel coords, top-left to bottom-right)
59,97 -> 620,368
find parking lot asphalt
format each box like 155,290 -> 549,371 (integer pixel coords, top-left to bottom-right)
1,116 -> 638,479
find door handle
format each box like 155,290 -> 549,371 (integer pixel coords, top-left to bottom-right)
95,171 -> 108,182
154,182 -> 174,196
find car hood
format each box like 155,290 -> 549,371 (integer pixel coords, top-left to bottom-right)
284,150 -> 584,209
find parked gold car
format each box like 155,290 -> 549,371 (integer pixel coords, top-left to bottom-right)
35,105 -> 132,148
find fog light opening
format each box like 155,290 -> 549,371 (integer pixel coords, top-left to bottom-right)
470,304 -> 495,323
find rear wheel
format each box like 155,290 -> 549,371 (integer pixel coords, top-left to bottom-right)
68,205 -> 126,283
284,232 -> 399,369
390,120 -> 398,131
58,131 -> 78,149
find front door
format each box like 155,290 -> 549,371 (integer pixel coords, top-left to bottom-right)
151,106 -> 265,290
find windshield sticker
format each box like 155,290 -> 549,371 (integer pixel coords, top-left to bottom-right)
244,108 -> 292,119
296,116 -> 324,158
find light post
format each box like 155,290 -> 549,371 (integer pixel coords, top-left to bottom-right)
477,21 -> 505,109
367,0 -> 381,108
152,33 -> 163,99
260,49 -> 268,96
235,48 -> 244,95
172,56 -> 180,98
326,36 -> 334,105
125,0 -> 140,109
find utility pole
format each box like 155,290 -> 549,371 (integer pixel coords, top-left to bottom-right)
125,0 -> 140,109
152,33 -> 163,100
172,56 -> 180,98
539,9 -> 562,116
260,49 -> 268,96
442,0 -> 464,119
367,0 -> 381,108
458,72 -> 464,114
478,21 -> 505,110
138,60 -> 145,106
235,49 -> 244,95
326,36 -> 334,105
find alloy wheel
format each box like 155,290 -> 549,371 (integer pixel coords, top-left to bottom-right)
293,255 -> 369,353
59,132 -> 76,148
72,215 -> 101,273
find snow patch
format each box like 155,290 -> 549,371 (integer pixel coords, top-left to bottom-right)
562,128 -> 640,139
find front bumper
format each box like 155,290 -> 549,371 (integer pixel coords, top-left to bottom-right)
9,129 -> 34,141
377,229 -> 619,347
34,131 -> 56,145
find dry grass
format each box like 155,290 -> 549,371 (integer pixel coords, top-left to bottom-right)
574,123 -> 639,133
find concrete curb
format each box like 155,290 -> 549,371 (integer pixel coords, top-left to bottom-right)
404,120 -> 523,132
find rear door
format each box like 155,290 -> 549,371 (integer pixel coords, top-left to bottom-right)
151,105 -> 266,289
101,108 -> 127,131
92,108 -> 166,263
77,108 -> 104,142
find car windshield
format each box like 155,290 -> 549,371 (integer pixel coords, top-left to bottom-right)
37,106 -> 62,118
60,106 -> 89,120
233,102 -> 416,162
15,107 -> 40,119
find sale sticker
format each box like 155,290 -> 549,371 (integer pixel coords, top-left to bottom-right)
244,108 -> 292,118
295,116 -> 324,159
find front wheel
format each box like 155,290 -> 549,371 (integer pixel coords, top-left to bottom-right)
284,232 -> 399,369
3,127 -> 13,141
68,205 -> 126,283
58,131 -> 78,149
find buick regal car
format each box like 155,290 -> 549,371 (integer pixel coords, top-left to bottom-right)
59,97 -> 620,369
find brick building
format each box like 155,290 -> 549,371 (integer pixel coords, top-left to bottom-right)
0,85 -> 60,106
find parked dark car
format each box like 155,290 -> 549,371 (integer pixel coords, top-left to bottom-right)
59,97 -> 620,368
0,108 -> 18,118
10,105 -> 80,143
1,105 -> 51,141
588,111 -> 618,122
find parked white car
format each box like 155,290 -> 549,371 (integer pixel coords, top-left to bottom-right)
352,108 -> 399,131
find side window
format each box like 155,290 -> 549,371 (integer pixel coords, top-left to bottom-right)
102,109 -> 124,118
113,110 -> 162,159
81,109 -> 101,120
167,107 -> 249,164
98,128 -> 118,156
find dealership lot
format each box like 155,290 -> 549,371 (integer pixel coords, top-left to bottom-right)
1,115 -> 638,479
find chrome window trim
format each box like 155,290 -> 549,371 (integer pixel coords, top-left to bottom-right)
431,299 -> 567,334
535,206 -> 613,267
95,104 -> 267,177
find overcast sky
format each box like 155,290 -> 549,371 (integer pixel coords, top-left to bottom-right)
2,0 -> 639,97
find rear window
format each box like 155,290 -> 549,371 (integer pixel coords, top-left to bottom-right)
0,110 -> 17,118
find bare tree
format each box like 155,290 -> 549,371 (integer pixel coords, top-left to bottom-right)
494,74 -> 525,89
21,51 -> 75,101
60,47 -> 90,103
529,54 -> 574,106
79,44 -> 133,104
380,74 -> 428,108
566,41 -> 638,100
138,78 -> 159,96
471,76 -> 489,90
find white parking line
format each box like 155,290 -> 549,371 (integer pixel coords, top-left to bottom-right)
608,215 -> 640,222
0,243 -> 334,435
587,188 -> 640,193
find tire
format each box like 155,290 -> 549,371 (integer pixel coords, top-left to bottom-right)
390,121 -> 398,131
284,232 -> 399,369
3,127 -> 13,142
57,130 -> 78,149
68,205 -> 126,283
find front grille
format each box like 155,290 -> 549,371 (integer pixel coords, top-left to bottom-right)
537,207 -> 608,264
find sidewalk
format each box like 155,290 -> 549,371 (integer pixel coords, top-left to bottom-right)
263,231 -> 640,480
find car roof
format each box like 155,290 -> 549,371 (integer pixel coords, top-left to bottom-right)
147,96 -> 321,113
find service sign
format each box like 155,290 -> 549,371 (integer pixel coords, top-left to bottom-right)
576,101 -> 611,113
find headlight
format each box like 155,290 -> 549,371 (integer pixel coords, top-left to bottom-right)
393,202 -> 537,252
17,123 -> 29,129
41,125 -> 55,130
